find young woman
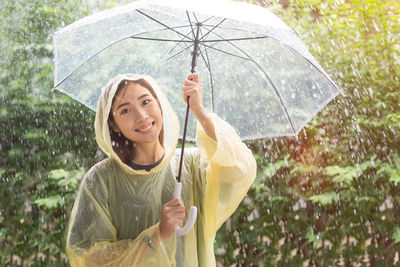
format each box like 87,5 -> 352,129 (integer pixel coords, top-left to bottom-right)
66,73 -> 256,266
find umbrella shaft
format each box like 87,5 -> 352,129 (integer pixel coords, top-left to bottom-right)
191,23 -> 201,74
177,23 -> 201,182
176,96 -> 190,183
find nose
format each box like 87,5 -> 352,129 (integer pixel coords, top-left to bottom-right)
134,107 -> 148,122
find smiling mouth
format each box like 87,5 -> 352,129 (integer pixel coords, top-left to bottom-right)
135,121 -> 155,132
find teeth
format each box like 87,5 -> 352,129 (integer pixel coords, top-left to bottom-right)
138,123 -> 152,132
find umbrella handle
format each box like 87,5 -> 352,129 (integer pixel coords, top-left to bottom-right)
174,182 -> 197,236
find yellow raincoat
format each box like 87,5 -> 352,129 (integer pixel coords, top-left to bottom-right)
66,74 -> 256,266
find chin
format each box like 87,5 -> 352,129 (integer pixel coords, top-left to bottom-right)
134,131 -> 162,145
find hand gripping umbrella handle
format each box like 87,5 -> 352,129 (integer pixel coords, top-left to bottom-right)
174,182 -> 197,236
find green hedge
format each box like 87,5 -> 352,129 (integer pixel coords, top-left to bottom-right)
215,0 -> 400,265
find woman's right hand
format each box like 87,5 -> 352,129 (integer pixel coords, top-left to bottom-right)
159,195 -> 185,241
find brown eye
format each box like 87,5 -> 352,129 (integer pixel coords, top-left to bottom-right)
121,109 -> 130,115
143,99 -> 151,105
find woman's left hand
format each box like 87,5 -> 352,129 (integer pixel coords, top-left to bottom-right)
182,73 -> 204,116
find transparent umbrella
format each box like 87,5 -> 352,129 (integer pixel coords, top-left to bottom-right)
52,0 -> 344,235
53,0 -> 344,141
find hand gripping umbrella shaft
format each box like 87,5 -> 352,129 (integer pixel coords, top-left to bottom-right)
174,182 -> 197,235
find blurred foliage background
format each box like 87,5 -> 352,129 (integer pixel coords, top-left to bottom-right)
0,0 -> 399,266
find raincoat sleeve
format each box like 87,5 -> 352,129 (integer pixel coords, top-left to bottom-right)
195,113 -> 257,235
66,164 -> 176,267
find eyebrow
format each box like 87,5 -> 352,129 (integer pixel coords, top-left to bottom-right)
116,93 -> 150,110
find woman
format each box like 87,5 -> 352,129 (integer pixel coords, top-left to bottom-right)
66,73 -> 256,266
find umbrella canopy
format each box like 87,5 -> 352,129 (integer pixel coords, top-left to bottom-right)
53,0 -> 343,141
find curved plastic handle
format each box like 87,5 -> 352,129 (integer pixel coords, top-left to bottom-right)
174,182 -> 197,236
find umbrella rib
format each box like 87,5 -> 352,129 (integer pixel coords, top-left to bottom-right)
200,23 -> 343,95
197,23 -> 269,42
208,31 -> 296,134
201,43 -> 251,61
200,16 -> 215,25
202,36 -> 269,43
199,24 -> 265,57
136,10 -> 192,41
186,11 -> 196,39
134,24 -> 192,36
200,23 -> 275,42
54,34 -> 193,89
196,27 -> 210,70
201,23 -> 268,36
199,18 -> 227,42
54,35 -> 134,89
192,12 -> 200,24
129,36 -> 192,42
235,53 -> 296,135
197,46 -> 211,71
54,38 -> 264,91
163,28 -> 197,62
163,42 -> 194,62
198,44 -> 215,112
284,45 -> 345,96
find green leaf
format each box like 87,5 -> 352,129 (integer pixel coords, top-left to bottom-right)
356,196 -> 376,203
393,227 -> 400,244
309,192 -> 339,206
305,226 -> 315,243
23,129 -> 48,140
56,167 -> 84,189
48,169 -> 70,180
387,113 -> 400,125
270,196 -> 290,203
326,157 -> 376,185
325,166 -> 343,176
262,154 -> 291,179
305,226 -> 320,248
389,173 -> 400,184
378,157 -> 400,184
33,195 -> 62,209
327,166 -> 358,184
8,147 -> 23,158
290,163 -> 319,175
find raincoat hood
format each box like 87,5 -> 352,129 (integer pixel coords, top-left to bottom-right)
95,73 -> 179,175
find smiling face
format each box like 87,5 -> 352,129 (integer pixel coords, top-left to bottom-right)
110,82 -> 163,146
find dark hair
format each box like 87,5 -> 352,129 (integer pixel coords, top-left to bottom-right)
107,79 -> 164,164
